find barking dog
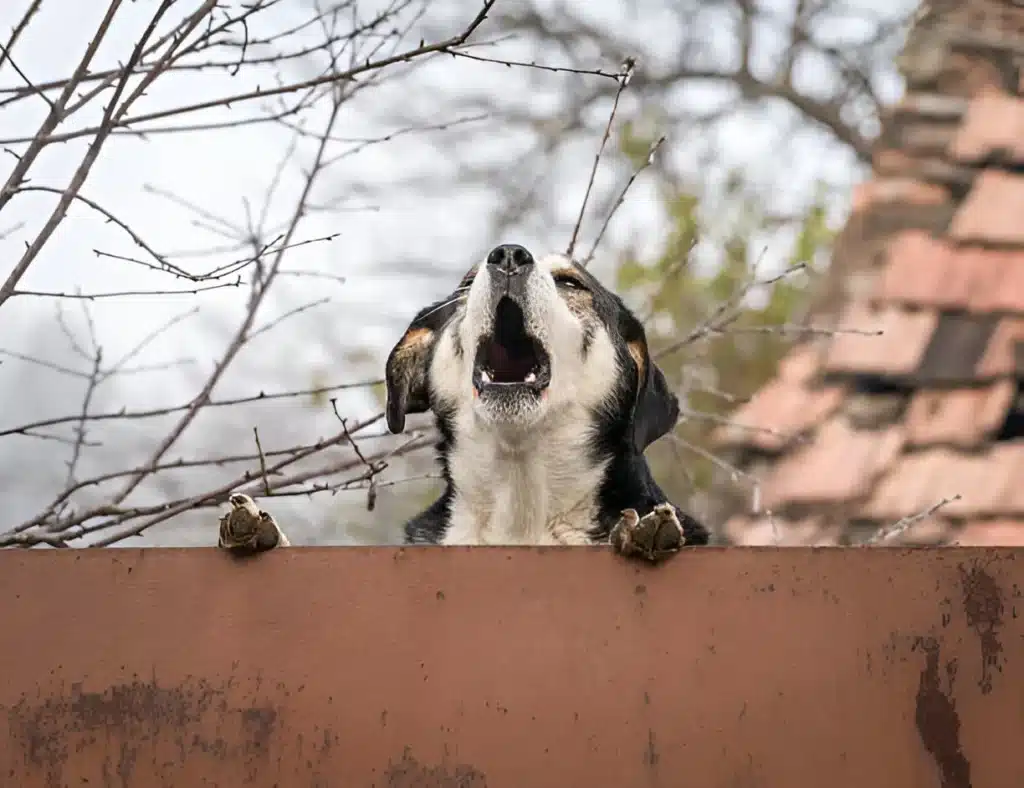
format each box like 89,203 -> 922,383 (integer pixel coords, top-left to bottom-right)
219,245 -> 710,561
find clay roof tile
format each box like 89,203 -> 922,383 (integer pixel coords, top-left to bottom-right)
949,87 -> 1024,165
950,171 -> 1024,246
823,303 -> 937,377
904,381 -> 1015,448
956,519 -> 1024,546
762,419 -> 904,509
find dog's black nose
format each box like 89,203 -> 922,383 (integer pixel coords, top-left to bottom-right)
486,244 -> 534,275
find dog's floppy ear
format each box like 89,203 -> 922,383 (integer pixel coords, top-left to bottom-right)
621,311 -> 679,453
384,320 -> 437,434
386,268 -> 477,434
385,301 -> 460,434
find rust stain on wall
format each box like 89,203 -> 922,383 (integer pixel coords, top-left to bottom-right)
384,748 -> 487,788
958,562 -> 1006,694
5,676 -> 299,788
914,637 -> 970,788
0,546 -> 1022,787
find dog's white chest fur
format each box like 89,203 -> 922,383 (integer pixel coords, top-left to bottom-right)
442,415 -> 608,546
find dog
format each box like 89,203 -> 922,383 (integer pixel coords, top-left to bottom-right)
218,244 -> 710,561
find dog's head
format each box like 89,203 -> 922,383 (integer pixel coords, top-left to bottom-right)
384,244 -> 678,453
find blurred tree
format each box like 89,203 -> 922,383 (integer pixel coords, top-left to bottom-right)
611,124 -> 836,527
388,0 -> 914,253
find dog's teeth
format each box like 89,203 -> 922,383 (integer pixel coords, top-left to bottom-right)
525,372 -> 537,384
481,370 -> 492,384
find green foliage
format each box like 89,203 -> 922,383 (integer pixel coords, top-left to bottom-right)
614,129 -> 836,507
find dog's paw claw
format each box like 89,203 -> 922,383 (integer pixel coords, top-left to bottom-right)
218,493 -> 288,555
610,503 -> 684,563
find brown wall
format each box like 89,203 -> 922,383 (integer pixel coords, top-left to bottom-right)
1,546 -> 1021,787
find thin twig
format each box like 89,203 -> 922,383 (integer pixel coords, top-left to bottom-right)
566,57 -> 636,260
0,0 -> 501,147
866,495 -> 962,545
582,135 -> 665,267
655,262 -> 808,360
0,379 -> 382,439
438,48 -> 622,80
332,398 -> 384,511
253,427 -> 271,496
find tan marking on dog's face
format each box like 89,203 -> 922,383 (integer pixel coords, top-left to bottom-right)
397,326 -> 433,353
391,326 -> 438,384
627,340 -> 647,382
385,323 -> 443,433
550,266 -> 596,321
389,326 -> 435,376
550,266 -> 584,285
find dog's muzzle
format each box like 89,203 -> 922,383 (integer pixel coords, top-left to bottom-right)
472,244 -> 551,395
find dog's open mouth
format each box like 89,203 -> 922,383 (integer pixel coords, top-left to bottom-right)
472,297 -> 551,393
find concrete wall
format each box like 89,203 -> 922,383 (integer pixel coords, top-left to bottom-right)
1,546 -> 1021,787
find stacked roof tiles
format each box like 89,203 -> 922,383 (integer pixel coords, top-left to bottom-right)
713,0 -> 1024,546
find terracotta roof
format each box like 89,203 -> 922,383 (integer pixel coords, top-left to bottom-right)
950,171 -> 1024,244
715,0 -> 1024,546
722,515 -> 841,547
950,87 -> 1024,163
713,346 -> 844,452
872,232 -> 1024,312
822,303 -> 936,377
760,420 -> 905,510
903,380 -> 1014,447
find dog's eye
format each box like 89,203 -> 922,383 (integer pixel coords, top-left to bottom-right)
554,274 -> 583,290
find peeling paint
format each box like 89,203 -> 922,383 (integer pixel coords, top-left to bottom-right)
384,748 -> 487,787
914,638 -> 971,788
4,678 -> 291,787
644,729 -> 660,768
959,563 -> 1005,694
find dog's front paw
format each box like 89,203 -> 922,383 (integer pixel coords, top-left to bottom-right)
218,493 -> 290,555
610,503 -> 684,563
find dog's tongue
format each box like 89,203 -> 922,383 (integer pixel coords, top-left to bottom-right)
488,342 -> 511,369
